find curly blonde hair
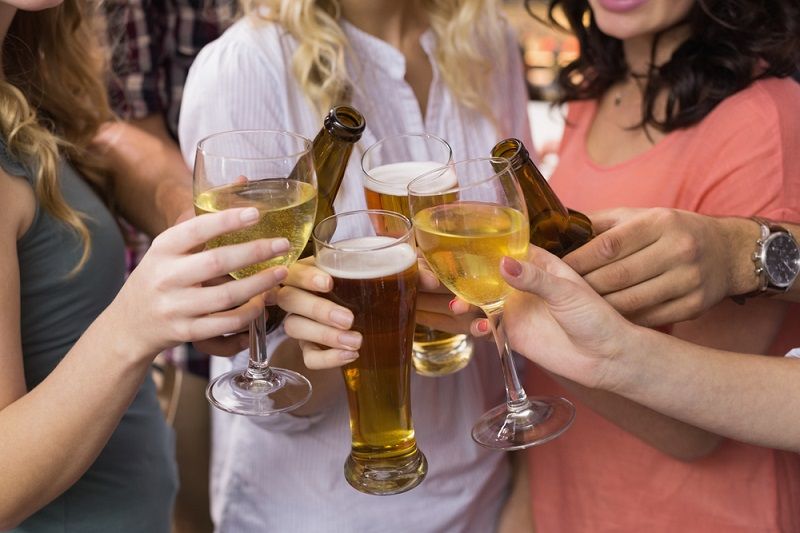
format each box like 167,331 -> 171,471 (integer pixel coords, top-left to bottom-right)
243,0 -> 508,121
0,0 -> 113,272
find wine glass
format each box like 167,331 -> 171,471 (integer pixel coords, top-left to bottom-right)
193,130 -> 316,416
407,157 -> 575,449
361,133 -> 473,377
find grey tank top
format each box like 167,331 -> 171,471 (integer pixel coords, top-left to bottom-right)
3,141 -> 178,533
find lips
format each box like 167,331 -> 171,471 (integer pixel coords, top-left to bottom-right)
595,0 -> 649,13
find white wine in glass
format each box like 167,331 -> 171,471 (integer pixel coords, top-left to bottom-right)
193,130 -> 317,416
408,157 -> 575,450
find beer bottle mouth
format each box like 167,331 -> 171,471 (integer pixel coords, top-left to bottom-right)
491,138 -> 527,171
324,105 -> 366,142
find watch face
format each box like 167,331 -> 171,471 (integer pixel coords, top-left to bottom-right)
764,233 -> 800,287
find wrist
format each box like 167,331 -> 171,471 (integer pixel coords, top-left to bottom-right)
602,322 -> 658,396
720,216 -> 761,296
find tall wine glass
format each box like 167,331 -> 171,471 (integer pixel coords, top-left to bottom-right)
408,157 -> 575,449
362,133 -> 473,377
193,130 -> 316,416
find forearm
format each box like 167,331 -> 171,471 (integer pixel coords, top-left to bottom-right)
612,326 -> 800,452
552,375 -> 722,461
0,312 -> 154,528
92,118 -> 192,236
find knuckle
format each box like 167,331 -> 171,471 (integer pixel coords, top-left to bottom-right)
597,233 -> 623,260
676,235 -> 700,263
201,251 -> 224,275
610,264 -> 632,288
685,265 -> 703,289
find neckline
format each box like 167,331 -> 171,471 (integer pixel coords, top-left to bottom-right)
341,19 -> 435,81
578,99 -> 682,172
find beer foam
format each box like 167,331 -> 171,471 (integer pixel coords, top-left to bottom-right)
318,236 -> 417,279
365,161 -> 455,196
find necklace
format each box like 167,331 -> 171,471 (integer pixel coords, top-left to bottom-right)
612,74 -> 646,107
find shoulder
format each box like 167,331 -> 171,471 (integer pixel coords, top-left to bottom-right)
0,164 -> 35,241
699,78 -> 800,137
188,15 -> 296,84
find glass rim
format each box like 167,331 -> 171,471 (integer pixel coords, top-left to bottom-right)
361,132 -> 453,183
406,157 -> 512,197
312,209 -> 414,252
196,129 -> 312,161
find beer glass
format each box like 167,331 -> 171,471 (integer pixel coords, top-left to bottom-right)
408,158 -> 575,450
194,130 -> 316,416
314,210 -> 427,495
362,133 -> 473,377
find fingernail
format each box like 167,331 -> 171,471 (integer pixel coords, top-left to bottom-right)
240,208 -> 259,223
339,350 -> 359,363
338,331 -> 362,349
502,257 -> 523,277
477,319 -> 489,333
313,274 -> 331,291
272,238 -> 290,253
448,298 -> 458,312
330,308 -> 353,328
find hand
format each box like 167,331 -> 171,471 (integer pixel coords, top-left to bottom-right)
278,258 -> 363,369
470,247 -> 638,391
563,207 -> 735,327
415,260 -> 482,335
109,207 -> 290,359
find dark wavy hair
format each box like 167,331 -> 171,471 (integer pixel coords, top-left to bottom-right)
526,0 -> 800,132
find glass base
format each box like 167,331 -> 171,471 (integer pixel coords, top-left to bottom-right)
412,327 -> 473,377
206,367 -> 312,416
344,448 -> 428,496
471,396 -> 575,451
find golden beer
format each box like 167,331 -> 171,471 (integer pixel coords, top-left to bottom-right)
413,202 -> 529,312
363,159 -> 471,376
194,179 -> 317,279
315,221 -> 427,495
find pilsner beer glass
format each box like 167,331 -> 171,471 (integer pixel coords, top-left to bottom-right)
314,210 -> 427,495
362,133 -> 473,377
408,158 -> 575,450
194,130 -> 316,416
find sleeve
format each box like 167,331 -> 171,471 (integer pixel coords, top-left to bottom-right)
683,83 -> 800,223
786,348 -> 800,359
104,0 -> 168,119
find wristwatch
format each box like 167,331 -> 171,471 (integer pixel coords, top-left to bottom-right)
749,216 -> 800,296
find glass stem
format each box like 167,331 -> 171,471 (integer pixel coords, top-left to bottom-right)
244,308 -> 275,382
485,310 -> 530,413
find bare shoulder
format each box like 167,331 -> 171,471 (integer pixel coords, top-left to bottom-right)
0,165 -> 35,241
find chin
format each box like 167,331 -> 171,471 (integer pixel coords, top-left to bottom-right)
8,0 -> 64,10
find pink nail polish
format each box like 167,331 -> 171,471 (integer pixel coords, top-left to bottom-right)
477,320 -> 489,333
448,298 -> 458,312
502,257 -> 523,277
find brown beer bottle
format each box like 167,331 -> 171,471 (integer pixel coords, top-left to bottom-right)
266,105 -> 366,333
491,138 -> 594,257
299,105 -> 366,258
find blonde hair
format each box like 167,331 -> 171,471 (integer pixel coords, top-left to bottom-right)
244,0 -> 508,121
0,0 -> 113,271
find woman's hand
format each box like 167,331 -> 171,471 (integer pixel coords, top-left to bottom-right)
470,247 -> 641,391
563,207 -> 745,327
278,259 -> 362,369
109,207 -> 290,360
415,261 -> 483,335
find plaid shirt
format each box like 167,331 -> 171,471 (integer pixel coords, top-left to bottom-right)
106,0 -> 237,139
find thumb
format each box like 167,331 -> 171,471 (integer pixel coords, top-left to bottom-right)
501,256 -> 581,308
